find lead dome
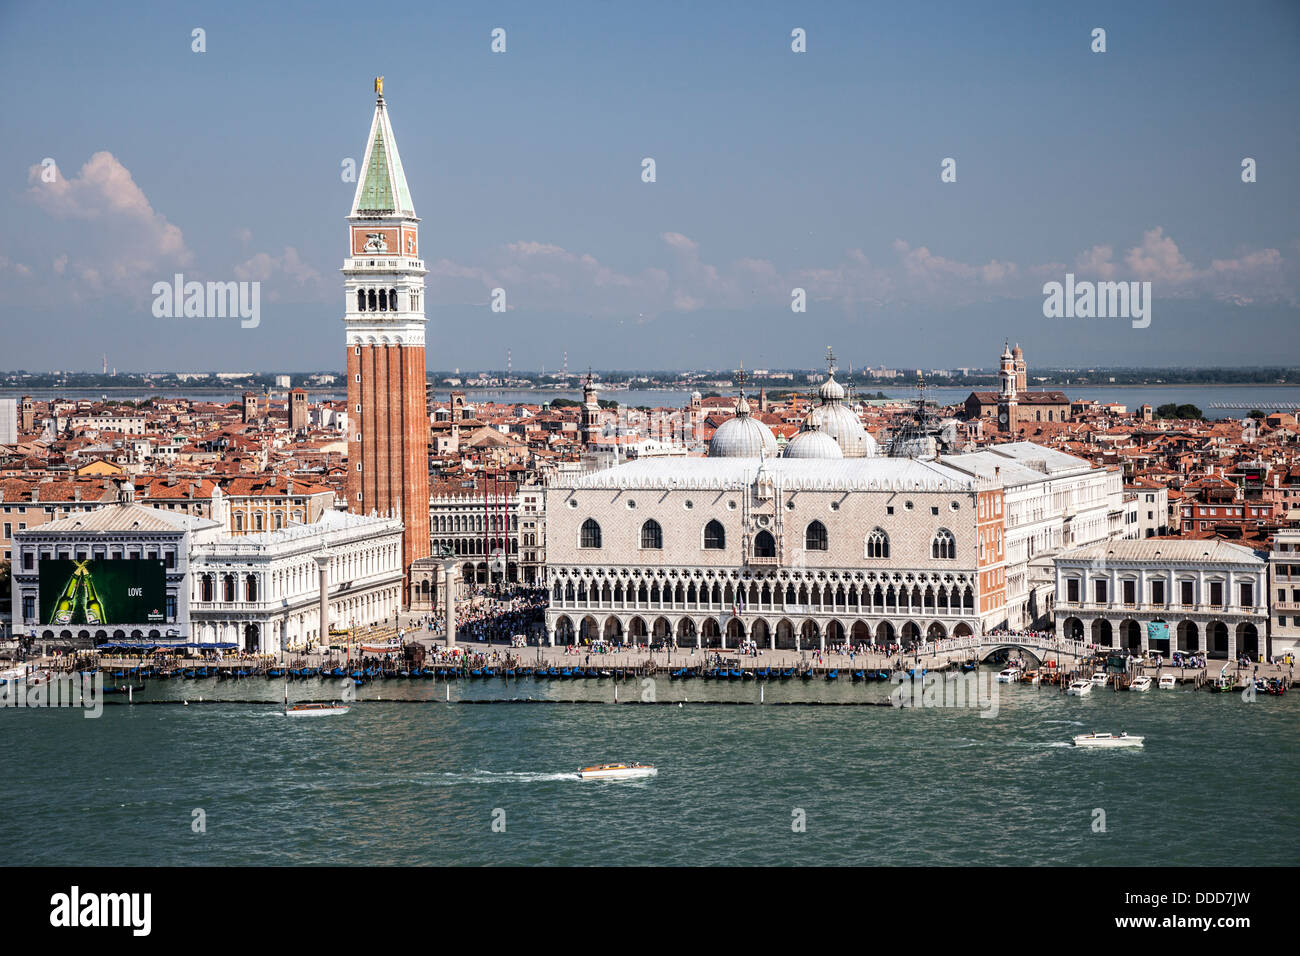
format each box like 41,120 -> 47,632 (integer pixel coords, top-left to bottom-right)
708,392 -> 777,458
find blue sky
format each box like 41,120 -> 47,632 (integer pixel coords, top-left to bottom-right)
1,0 -> 1297,372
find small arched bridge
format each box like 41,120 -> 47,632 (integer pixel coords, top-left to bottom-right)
925,634 -> 1095,666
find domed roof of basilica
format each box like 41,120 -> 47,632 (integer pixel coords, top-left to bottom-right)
817,376 -> 847,403
708,393 -> 778,458
781,424 -> 843,459
801,370 -> 877,458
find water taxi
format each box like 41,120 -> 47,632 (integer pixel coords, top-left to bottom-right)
1089,672 -> 1110,687
1157,674 -> 1177,690
1207,666 -> 1235,693
996,667 -> 1020,683
578,762 -> 657,780
284,702 -> 350,717
1129,675 -> 1153,691
1066,679 -> 1092,696
1072,732 -> 1144,748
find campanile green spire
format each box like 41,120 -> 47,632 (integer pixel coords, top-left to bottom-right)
350,78 -> 416,218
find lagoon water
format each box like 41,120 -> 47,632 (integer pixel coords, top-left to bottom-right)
2,674 -> 1296,866
6,384 -> 1300,419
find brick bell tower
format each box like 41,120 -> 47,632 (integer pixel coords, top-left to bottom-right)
344,77 -> 431,586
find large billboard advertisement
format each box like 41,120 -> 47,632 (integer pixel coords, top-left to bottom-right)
38,559 -> 167,626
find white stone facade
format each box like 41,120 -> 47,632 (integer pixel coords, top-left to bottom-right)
943,442 -> 1123,629
1054,539 -> 1268,660
189,510 -> 404,654
1267,530 -> 1300,657
545,457 -> 1007,649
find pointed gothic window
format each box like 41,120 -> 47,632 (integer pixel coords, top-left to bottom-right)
932,528 -> 956,560
580,518 -> 602,549
866,528 -> 889,559
754,530 -> 776,558
703,520 -> 725,549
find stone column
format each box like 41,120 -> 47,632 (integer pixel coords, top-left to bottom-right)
314,552 -> 332,649
442,556 -> 457,647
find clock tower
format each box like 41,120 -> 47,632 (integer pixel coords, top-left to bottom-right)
997,341 -> 1018,434
343,78 -> 430,584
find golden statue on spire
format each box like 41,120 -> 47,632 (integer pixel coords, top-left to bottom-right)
374,76 -> 384,97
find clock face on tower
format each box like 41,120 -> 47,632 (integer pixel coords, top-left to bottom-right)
999,412 -> 1008,423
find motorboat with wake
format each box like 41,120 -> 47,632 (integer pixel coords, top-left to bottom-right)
578,762 -> 657,780
1071,732 -> 1144,748
1066,679 -> 1092,696
1129,675 -> 1152,691
282,672 -> 349,717
284,702 -> 350,717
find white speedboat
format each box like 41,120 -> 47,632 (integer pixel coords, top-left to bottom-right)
1067,679 -> 1092,696
1129,675 -> 1152,691
284,702 -> 350,717
996,667 -> 1020,684
1072,732 -> 1144,748
578,762 -> 657,780
1089,672 -> 1109,686
1157,674 -> 1177,689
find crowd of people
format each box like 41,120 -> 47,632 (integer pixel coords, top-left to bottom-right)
414,586 -> 549,645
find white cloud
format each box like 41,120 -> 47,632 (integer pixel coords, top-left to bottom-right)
24,151 -> 191,297
413,228 -> 1295,318
1075,244 -> 1117,280
0,256 -> 33,278
1125,227 -> 1197,283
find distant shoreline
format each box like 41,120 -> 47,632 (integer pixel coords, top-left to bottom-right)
4,381 -> 1300,395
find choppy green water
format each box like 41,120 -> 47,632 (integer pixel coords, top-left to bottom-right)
2,673 -> 1297,866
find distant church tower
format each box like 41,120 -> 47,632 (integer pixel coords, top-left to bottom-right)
343,77 -> 431,582
997,341 -> 1018,434
289,388 -> 309,430
1013,343 -> 1026,393
580,370 -> 600,447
